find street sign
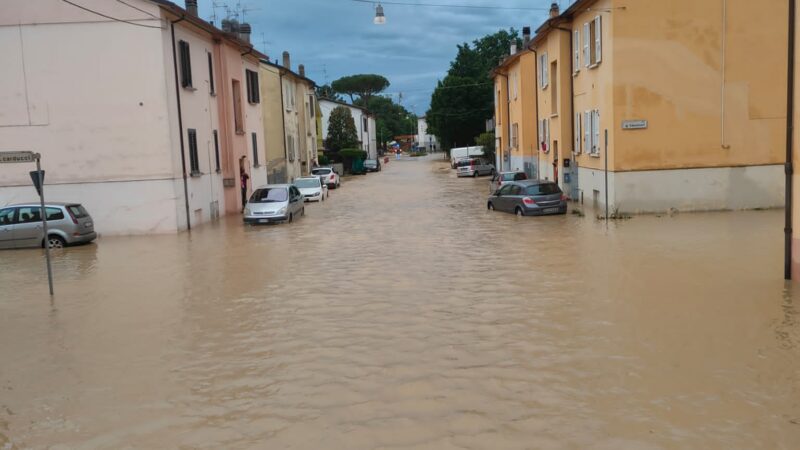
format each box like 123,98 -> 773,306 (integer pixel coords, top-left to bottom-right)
30,170 -> 45,196
0,151 -> 37,164
622,120 -> 648,130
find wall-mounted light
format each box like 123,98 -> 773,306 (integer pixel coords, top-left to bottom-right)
374,3 -> 386,24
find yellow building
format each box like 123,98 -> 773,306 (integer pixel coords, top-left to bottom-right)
504,0 -> 788,212
259,61 -> 288,183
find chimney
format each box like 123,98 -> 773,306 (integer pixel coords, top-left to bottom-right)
522,26 -> 531,47
549,2 -> 560,18
282,51 -> 291,69
298,64 -> 305,78
510,43 -> 517,55
239,22 -> 251,43
185,0 -> 198,16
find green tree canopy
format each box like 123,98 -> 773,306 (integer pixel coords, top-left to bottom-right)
355,96 -> 416,147
427,29 -> 520,152
332,74 -> 390,104
316,84 -> 341,101
326,106 -> 359,152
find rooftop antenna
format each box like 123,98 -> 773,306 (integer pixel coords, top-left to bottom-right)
210,1 -> 226,24
259,32 -> 271,55
241,3 -> 261,23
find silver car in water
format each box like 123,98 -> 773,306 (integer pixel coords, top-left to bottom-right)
456,157 -> 495,177
487,180 -> 567,216
0,202 -> 96,249
243,184 -> 305,224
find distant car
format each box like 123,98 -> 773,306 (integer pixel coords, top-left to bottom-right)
0,202 -> 96,249
311,167 -> 340,189
294,176 -> 327,202
487,180 -> 567,216
243,184 -> 305,224
490,171 -> 528,192
364,159 -> 381,172
457,158 -> 495,178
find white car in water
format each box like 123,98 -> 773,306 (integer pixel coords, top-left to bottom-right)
294,176 -> 328,202
311,167 -> 340,189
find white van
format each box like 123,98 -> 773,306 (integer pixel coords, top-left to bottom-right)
450,146 -> 485,168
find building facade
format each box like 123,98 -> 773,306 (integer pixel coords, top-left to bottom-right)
416,117 -> 438,152
498,0 -> 788,213
0,0 -> 267,235
319,99 -> 377,159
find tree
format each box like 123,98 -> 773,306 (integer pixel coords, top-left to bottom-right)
316,84 -> 341,101
427,29 -> 520,153
475,131 -> 495,164
332,74 -> 390,104
326,106 -> 358,152
354,96 -> 416,146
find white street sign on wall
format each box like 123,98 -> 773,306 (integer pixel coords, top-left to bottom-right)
0,151 -> 37,164
622,120 -> 648,130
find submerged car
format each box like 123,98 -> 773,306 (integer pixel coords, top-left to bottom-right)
0,202 -> 96,249
487,180 -> 567,216
243,184 -> 305,224
294,176 -> 328,202
489,171 -> 528,192
311,167 -> 340,189
364,159 -> 381,172
457,158 -> 495,178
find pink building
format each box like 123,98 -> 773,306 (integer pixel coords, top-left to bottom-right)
0,0 -> 267,234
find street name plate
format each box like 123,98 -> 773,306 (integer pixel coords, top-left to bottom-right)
622,120 -> 648,130
0,151 -> 37,163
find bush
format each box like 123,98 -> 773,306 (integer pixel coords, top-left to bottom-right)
338,148 -> 367,160
318,154 -> 330,165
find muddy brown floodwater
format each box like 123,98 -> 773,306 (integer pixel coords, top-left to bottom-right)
1,155 -> 800,449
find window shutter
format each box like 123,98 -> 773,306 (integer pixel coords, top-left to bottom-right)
574,113 -> 581,154
595,16 -> 602,64
573,30 -> 580,72
593,110 -> 600,154
584,111 -> 591,152
583,23 -> 590,67
545,119 -> 550,151
538,120 -> 543,149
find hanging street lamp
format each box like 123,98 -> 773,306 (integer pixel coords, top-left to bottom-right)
374,3 -> 386,24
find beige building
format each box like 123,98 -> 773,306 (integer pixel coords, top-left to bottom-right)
274,52 -> 318,182
507,0 -> 788,213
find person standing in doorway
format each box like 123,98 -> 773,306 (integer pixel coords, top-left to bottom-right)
240,168 -> 250,213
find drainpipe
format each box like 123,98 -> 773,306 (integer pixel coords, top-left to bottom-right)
554,26 -> 577,195
170,16 -> 192,230
497,72 -> 510,172
533,48 -> 540,178
786,0 -> 795,280
279,70 -> 289,182
721,0 -> 730,149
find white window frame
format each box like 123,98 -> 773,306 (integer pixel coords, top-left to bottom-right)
539,118 -> 550,153
512,71 -> 518,100
511,122 -> 519,149
584,111 -> 591,154
586,109 -> 600,156
594,16 -> 603,65
573,30 -> 580,74
574,112 -> 582,154
538,52 -> 549,89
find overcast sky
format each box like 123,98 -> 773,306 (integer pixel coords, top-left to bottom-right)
196,0 -> 566,115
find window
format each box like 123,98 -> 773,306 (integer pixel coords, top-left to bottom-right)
284,82 -> 296,111
584,111 -> 591,153
538,118 -> 550,152
232,80 -> 244,133
585,16 -> 602,67
45,208 -> 64,221
68,205 -> 88,219
187,129 -> 200,174
585,109 -> 601,155
250,187 -> 288,203
178,40 -> 192,88
0,208 -> 15,225
245,69 -> 260,104
15,206 -> 61,222
509,185 -> 522,196
573,30 -> 580,74
512,71 -> 518,99
538,52 -> 549,88
574,112 -> 582,154
526,183 -> 561,196
511,123 -> 519,149
207,52 -> 215,95
213,130 -> 220,172
309,96 -> 315,117
593,109 -> 601,155
550,60 -> 558,115
251,132 -> 259,166
287,134 -> 295,161
363,117 -> 368,130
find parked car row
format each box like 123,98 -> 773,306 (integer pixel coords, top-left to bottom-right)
0,202 -> 97,249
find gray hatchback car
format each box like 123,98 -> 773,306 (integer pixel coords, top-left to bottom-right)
243,184 -> 305,224
487,180 -> 567,216
0,202 -> 96,249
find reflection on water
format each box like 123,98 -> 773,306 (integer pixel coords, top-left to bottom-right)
1,155 -> 800,449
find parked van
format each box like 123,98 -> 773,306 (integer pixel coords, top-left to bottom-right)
450,146 -> 485,168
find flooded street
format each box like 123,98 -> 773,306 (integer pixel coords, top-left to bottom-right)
2,155 -> 800,449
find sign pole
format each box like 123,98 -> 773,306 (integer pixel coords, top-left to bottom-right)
36,155 -> 54,296
604,129 -> 609,223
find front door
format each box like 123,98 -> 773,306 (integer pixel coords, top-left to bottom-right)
0,207 -> 16,249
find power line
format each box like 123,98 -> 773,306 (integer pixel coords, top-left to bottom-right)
115,0 -> 160,20
60,0 -> 163,29
351,0 -> 550,11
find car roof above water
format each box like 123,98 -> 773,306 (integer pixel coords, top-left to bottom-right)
254,184 -> 291,190
6,202 -> 80,207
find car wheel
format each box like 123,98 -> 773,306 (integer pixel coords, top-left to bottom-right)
473,171 -> 478,178
515,207 -> 524,217
46,235 -> 65,249
488,202 -> 495,211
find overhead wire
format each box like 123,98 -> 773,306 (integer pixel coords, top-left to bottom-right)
350,0 -> 550,11
60,0 -> 164,29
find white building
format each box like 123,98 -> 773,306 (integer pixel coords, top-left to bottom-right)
416,117 -> 438,151
0,0 -> 267,235
319,99 -> 377,159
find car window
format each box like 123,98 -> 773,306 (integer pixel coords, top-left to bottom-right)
501,173 -> 515,181
46,208 -> 65,221
68,204 -> 89,219
514,173 -> 528,181
250,188 -> 288,203
509,185 -> 523,195
498,185 -> 513,195
17,206 -> 42,224
294,178 -> 320,188
312,169 -> 331,175
0,208 -> 14,225
526,184 -> 562,196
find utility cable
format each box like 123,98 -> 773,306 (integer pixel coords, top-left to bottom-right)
60,0 -> 164,29
351,0 -> 550,11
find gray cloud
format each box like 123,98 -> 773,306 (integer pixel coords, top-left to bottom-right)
197,0 -> 561,114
